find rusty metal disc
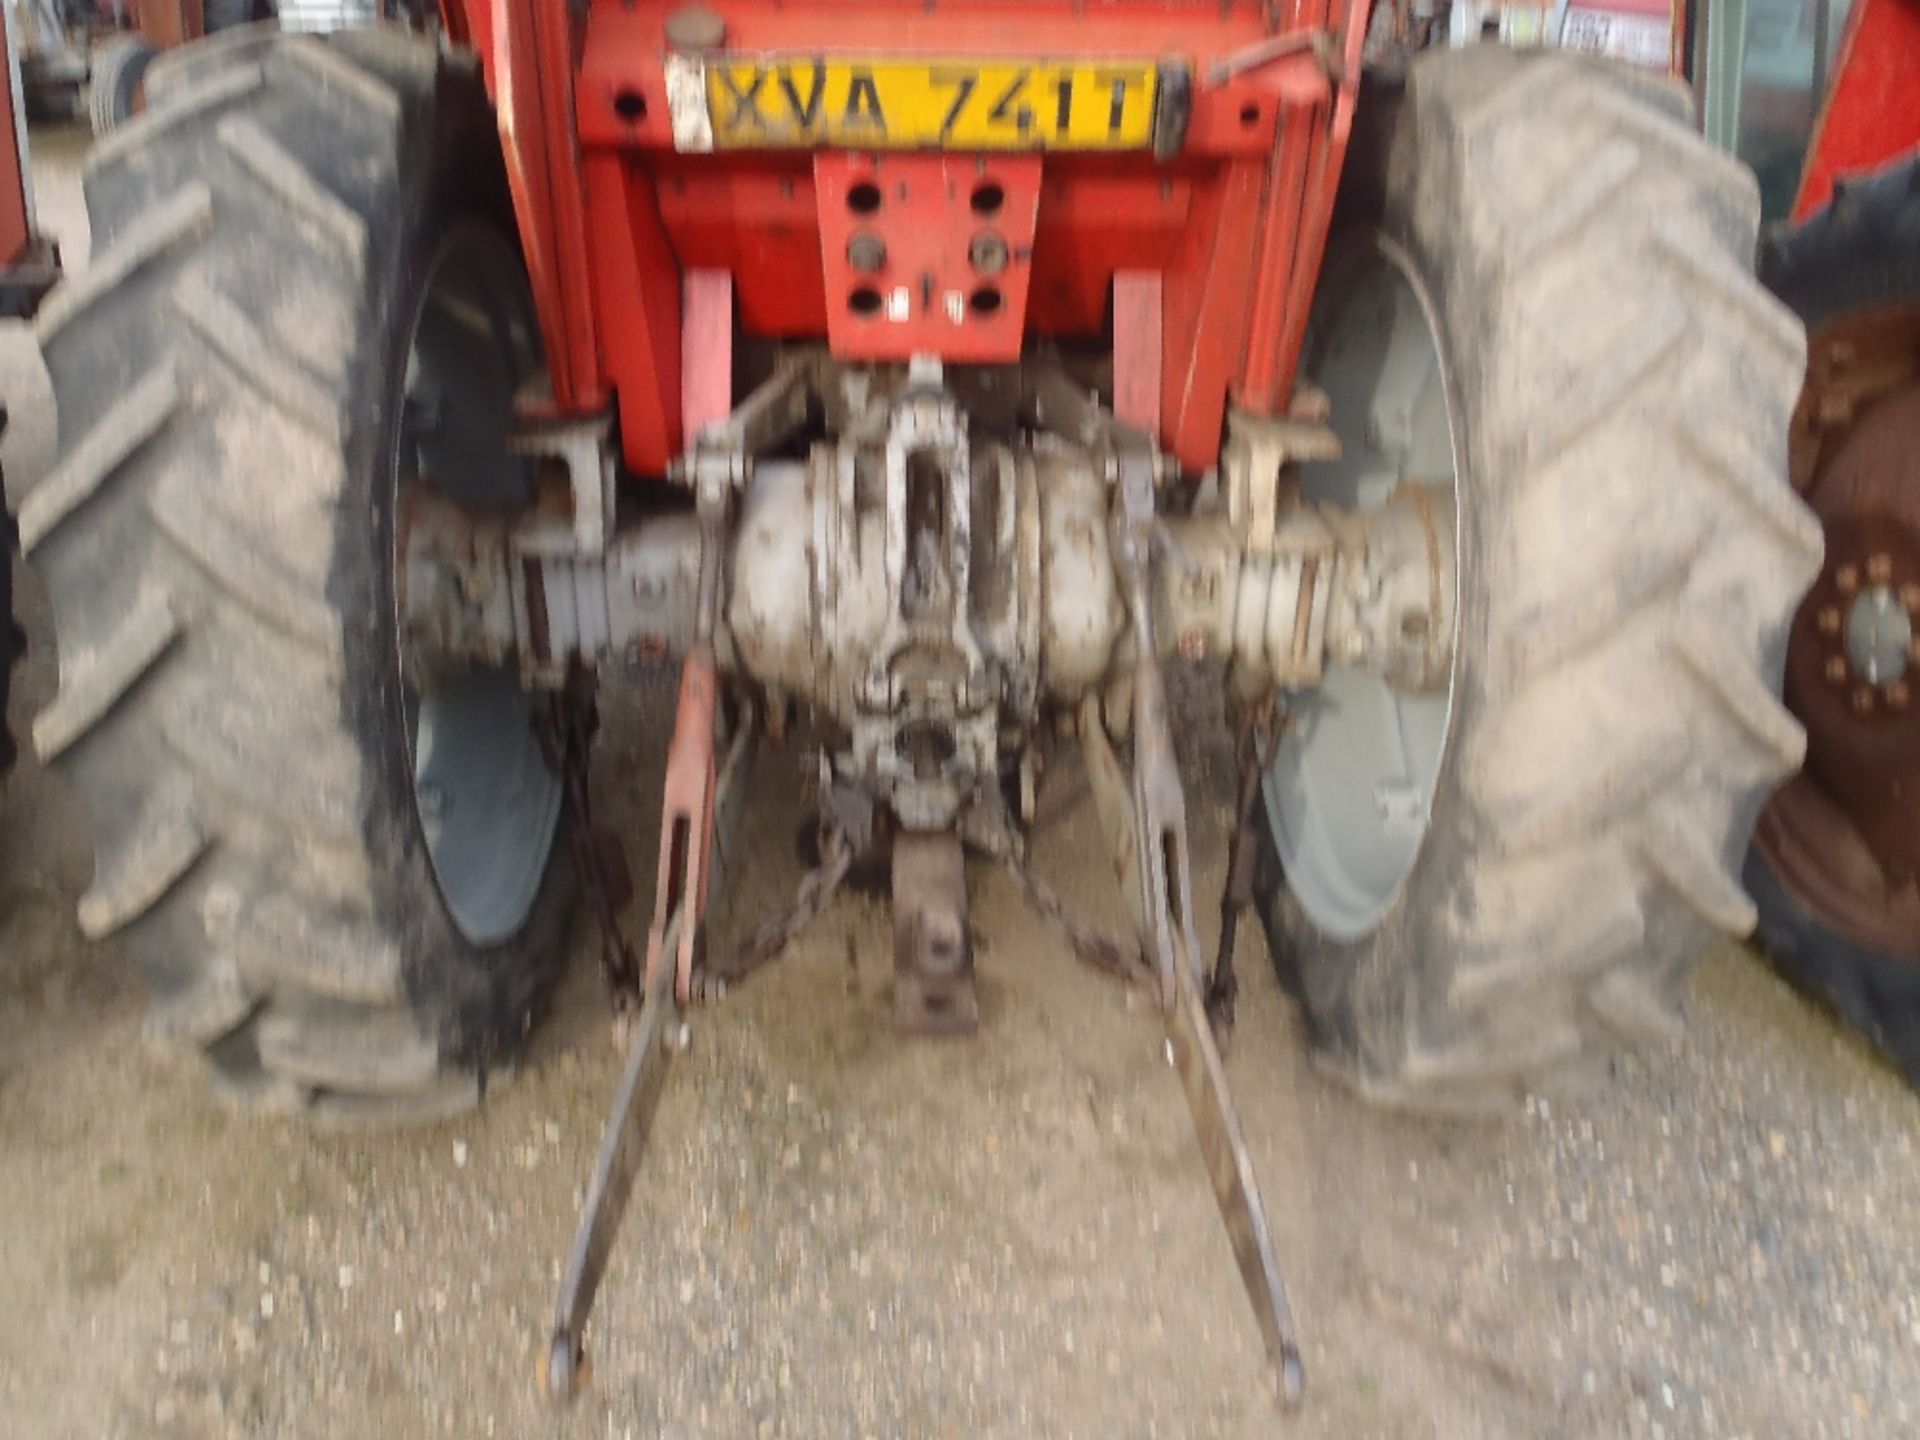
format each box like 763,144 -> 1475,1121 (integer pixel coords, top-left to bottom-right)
1755,307 -> 1920,959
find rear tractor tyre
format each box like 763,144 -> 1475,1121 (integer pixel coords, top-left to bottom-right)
23,33 -> 575,1122
1254,47 -> 1823,1111
1747,153 -> 1920,1089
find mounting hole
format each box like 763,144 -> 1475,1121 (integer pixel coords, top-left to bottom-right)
849,287 -> 884,318
970,181 -> 1005,217
969,287 -> 1003,317
613,87 -> 647,123
847,181 -> 884,215
1239,101 -> 1260,127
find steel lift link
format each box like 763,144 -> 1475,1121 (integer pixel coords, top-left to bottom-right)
1109,434 -> 1305,1405
643,450 -> 733,1008
543,431 -> 848,1402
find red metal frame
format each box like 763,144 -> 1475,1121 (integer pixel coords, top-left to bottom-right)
445,0 -> 1371,477
1793,0 -> 1920,223
681,267 -> 734,439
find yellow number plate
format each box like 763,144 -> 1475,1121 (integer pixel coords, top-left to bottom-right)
675,57 -> 1160,152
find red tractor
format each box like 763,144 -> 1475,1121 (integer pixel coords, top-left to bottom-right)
5,0 -> 1822,1404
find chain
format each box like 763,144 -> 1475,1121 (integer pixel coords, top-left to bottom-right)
1003,841 -> 1155,994
1207,694 -> 1283,1040
542,689 -> 855,1011
540,691 -> 642,1002
689,828 -> 854,1003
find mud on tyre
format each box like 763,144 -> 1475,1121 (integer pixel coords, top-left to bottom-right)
22,31 -> 575,1122
1254,47 -> 1823,1111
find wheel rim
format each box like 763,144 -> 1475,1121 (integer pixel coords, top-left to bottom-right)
1262,238 -> 1461,942
1753,305 -> 1920,958
394,225 -> 562,947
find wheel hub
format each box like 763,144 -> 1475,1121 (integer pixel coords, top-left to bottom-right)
1803,537 -> 1920,721
1843,582 -> 1914,690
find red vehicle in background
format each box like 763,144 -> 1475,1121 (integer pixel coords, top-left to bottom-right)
1741,0 -> 1920,1087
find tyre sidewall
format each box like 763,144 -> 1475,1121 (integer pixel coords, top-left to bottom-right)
341,57 -> 574,1074
1262,220 -> 1493,1082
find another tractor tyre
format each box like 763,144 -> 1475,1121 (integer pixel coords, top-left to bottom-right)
22,32 -> 575,1122
87,35 -> 159,139
1746,153 -> 1920,1089
1253,47 -> 1822,1111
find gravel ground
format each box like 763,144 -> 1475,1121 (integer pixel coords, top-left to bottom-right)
3,121 -> 1918,1440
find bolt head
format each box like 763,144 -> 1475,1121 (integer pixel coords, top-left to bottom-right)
968,230 -> 1011,278
1868,552 -> 1895,585
1817,606 -> 1843,636
1835,563 -> 1861,594
1851,686 -> 1876,716
1826,654 -> 1850,684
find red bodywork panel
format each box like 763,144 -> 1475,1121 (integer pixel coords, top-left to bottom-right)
1794,0 -> 1920,223
447,0 -> 1370,477
0,0 -> 31,270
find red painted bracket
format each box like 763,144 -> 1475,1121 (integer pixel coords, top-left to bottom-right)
814,153 -> 1042,363
682,268 -> 734,442
1113,270 -> 1164,440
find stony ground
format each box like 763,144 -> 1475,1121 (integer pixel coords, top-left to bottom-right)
3,122 -> 1918,1440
